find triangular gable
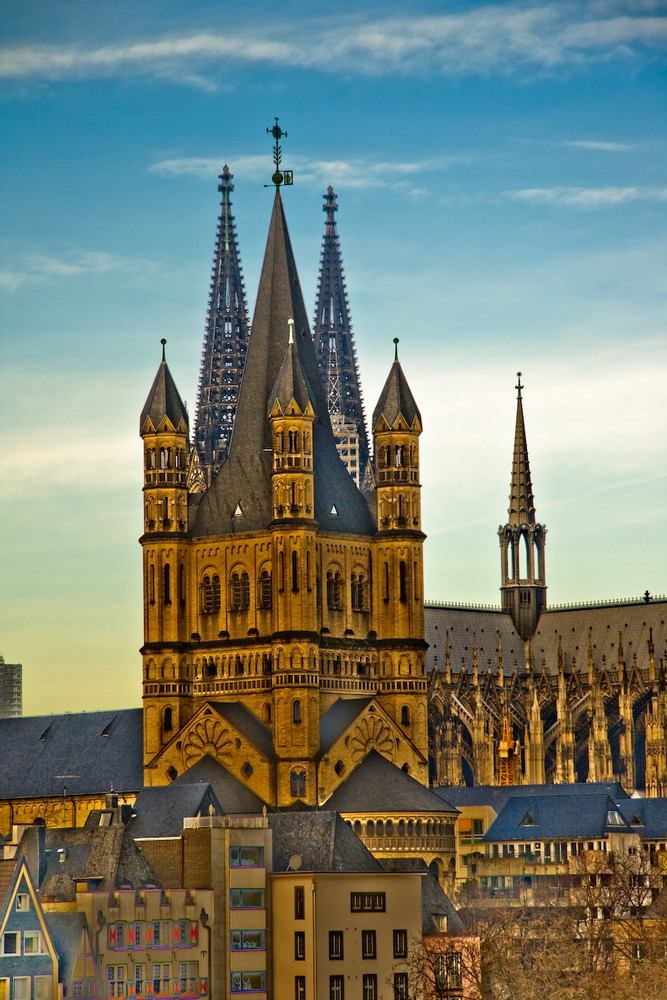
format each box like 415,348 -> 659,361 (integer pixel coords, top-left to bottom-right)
0,857 -> 58,971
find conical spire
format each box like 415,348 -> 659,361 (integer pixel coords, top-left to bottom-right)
373,339 -> 421,431
141,339 -> 188,432
268,320 -> 315,415
191,191 -> 374,537
313,186 -> 370,484
507,372 -> 536,526
194,165 -> 250,484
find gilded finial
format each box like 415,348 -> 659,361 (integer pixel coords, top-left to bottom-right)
516,371 -> 523,400
161,338 -> 167,362
288,318 -> 295,345
393,337 -> 399,361
266,118 -> 293,190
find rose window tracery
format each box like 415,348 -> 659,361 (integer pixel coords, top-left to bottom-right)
350,716 -> 394,762
183,718 -> 234,767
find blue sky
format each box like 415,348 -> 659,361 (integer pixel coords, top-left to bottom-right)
1,0 -> 665,716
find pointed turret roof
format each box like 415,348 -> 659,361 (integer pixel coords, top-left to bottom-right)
194,166 -> 250,480
268,321 -> 315,415
191,191 -> 375,536
507,373 -> 536,526
140,340 -> 188,432
372,339 -> 421,430
313,186 -> 370,472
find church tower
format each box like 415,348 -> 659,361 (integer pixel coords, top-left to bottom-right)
139,123 -> 429,805
313,186 -> 370,486
498,374 -> 547,641
194,165 -> 250,485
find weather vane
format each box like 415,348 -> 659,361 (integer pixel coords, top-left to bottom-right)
266,117 -> 293,190
516,371 -> 523,399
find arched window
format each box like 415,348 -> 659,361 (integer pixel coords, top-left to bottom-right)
179,564 -> 185,607
327,571 -> 342,610
292,551 -> 299,592
288,430 -> 298,452
351,573 -> 365,611
164,707 -> 173,732
401,705 -> 410,725
293,699 -> 301,724
399,561 -> 407,601
258,569 -> 272,609
290,770 -> 306,797
163,563 -> 171,605
150,564 -> 155,604
201,574 -> 221,613
384,562 -> 390,601
263,703 -> 272,723
231,571 -> 250,610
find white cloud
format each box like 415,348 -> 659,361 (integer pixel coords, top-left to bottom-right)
1,4 -> 665,83
503,185 -> 667,207
0,249 -> 155,291
565,140 -> 632,151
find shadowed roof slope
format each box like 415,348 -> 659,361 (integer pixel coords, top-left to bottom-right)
172,754 -> 269,812
140,351 -> 189,431
191,191 -> 374,537
0,710 -> 143,799
482,793 -> 632,841
324,751 -> 458,813
129,783 -> 223,839
269,811 -> 383,873
435,782 -> 629,810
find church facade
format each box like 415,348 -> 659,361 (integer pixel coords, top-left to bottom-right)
140,186 -> 429,808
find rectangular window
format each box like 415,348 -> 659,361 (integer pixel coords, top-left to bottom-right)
0,980 -> 9,1000
2,933 -> 19,955
230,930 -> 264,951
329,977 -> 344,1000
294,931 -> 305,961
362,975 -> 377,1000
34,977 -> 52,1000
294,886 -> 305,920
134,966 -> 145,998
152,964 -> 170,997
15,895 -> 29,912
393,929 -> 407,959
107,967 -> 126,999
350,892 -> 385,913
24,932 -> 43,955
329,931 -> 344,960
179,963 -> 197,996
229,846 -> 263,868
13,980 -> 30,1000
361,930 -> 376,960
230,971 -> 265,993
295,977 -> 306,1000
393,973 -> 408,1000
435,953 -> 462,991
230,888 -> 264,909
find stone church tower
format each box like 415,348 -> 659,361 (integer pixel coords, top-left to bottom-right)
140,177 -> 428,806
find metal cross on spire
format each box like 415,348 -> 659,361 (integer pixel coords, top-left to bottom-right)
516,371 -> 523,400
266,117 -> 293,190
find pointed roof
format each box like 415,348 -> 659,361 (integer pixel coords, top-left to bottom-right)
129,783 -> 224,838
372,341 -> 421,430
313,186 -> 370,472
323,751 -> 458,813
191,191 -> 375,536
194,166 -> 250,478
172,754 -> 270,812
507,373 -> 536,526
268,322 -> 315,414
140,341 -> 188,432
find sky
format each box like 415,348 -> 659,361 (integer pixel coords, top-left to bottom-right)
1,0 -> 665,717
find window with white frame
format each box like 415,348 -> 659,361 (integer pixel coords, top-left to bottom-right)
152,964 -> 170,997
107,967 -> 126,998
34,976 -> 52,1000
361,930 -> 376,959
0,979 -> 10,1000
362,975 -> 377,1000
15,895 -> 29,912
2,933 -> 19,956
13,980 -> 30,1000
329,977 -> 344,1000
179,963 -> 197,996
24,932 -> 44,955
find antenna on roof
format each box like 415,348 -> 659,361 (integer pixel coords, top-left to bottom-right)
286,854 -> 302,871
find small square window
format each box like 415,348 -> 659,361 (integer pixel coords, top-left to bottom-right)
15,895 -> 29,912
2,933 -> 19,956
24,932 -> 42,955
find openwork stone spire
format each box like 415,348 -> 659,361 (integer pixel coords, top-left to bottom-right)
498,374 -> 547,641
313,186 -> 369,486
194,165 -> 250,485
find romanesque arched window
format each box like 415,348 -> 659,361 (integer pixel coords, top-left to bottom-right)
231,571 -> 250,610
290,770 -> 306,797
258,569 -> 272,609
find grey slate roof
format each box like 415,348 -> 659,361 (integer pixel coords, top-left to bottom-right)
317,697 -> 371,758
434,782 -> 629,812
268,811 -> 383,873
45,912 -> 88,989
425,599 -> 666,676
421,870 -> 464,935
372,357 -> 421,430
324,751 -> 458,814
267,336 -> 314,415
140,356 -> 188,432
191,191 -> 375,537
0,709 -> 143,799
172,754 -> 270,812
209,701 -> 277,761
482,793 -> 632,842
129,783 -> 223,839
616,798 -> 667,839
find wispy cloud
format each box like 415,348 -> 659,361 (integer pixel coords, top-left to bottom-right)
150,153 -> 467,192
0,250 -> 154,292
1,4 -> 665,84
503,185 -> 667,207
565,140 -> 633,151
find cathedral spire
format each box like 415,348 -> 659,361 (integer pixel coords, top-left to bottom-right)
313,186 -> 369,486
498,374 -> 547,641
194,165 -> 250,485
